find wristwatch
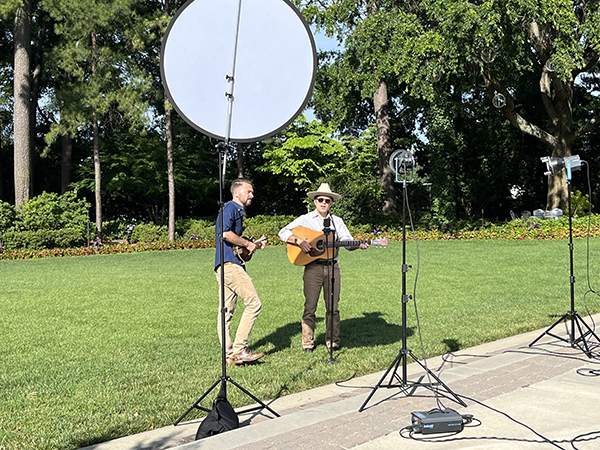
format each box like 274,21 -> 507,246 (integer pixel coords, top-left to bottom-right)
294,236 -> 298,245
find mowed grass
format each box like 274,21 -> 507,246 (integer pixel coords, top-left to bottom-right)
1,238 -> 600,450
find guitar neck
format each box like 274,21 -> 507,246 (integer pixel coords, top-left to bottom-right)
328,239 -> 370,248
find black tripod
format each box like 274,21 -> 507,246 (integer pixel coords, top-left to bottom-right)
174,145 -> 279,426
322,217 -> 339,364
529,173 -> 600,357
359,163 -> 465,412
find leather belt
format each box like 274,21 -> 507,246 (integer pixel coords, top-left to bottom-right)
215,262 -> 236,271
309,260 -> 337,265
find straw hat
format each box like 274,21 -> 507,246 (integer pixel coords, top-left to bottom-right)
307,183 -> 342,201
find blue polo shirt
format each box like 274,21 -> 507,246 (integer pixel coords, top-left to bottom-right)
215,200 -> 245,270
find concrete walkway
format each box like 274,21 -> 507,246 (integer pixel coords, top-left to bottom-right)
81,315 -> 600,450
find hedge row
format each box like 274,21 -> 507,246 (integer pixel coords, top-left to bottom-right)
0,192 -> 89,250
2,215 -> 600,261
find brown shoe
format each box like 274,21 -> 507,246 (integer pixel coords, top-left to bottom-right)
231,348 -> 265,365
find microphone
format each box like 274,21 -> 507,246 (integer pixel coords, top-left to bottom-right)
323,217 -> 331,236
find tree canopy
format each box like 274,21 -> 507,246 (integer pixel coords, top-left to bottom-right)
1,0 -> 599,232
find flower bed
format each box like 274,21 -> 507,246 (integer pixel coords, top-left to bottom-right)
2,217 -> 599,261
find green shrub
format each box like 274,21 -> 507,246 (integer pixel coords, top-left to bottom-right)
243,214 -> 296,240
0,200 -> 16,233
571,190 -> 592,216
16,191 -> 88,232
103,219 -> 135,241
2,228 -> 86,250
177,218 -> 215,241
1,192 -> 89,250
130,223 -> 169,243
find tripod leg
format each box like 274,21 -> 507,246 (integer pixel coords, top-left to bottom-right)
174,378 -> 221,426
227,376 -> 280,417
406,350 -> 466,407
389,351 -> 405,387
572,313 -> 600,357
528,313 -> 570,347
358,351 -> 406,412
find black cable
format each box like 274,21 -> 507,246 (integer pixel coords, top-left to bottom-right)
570,430 -> 600,449
582,160 -> 600,332
576,368 -> 600,376
404,182 -> 448,410
399,391 -> 566,449
504,346 -> 600,362
401,425 -> 561,445
440,351 -> 492,364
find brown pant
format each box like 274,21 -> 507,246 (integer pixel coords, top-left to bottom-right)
215,264 -> 262,358
302,262 -> 341,349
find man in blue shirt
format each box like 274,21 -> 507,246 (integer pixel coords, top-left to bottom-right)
215,178 -> 265,365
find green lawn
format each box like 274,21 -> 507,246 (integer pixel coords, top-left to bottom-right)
1,239 -> 599,450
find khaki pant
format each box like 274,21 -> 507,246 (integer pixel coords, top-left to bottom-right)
215,264 -> 262,358
302,262 -> 341,349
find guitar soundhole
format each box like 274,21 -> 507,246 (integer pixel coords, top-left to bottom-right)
315,240 -> 324,251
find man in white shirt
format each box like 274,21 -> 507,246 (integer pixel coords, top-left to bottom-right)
278,183 -> 368,353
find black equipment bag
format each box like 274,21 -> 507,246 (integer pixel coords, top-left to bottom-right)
195,385 -> 239,440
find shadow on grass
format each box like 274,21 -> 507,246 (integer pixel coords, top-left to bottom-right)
253,320 -> 304,352
443,338 -> 461,352
255,312 -> 409,352
336,312 -> 410,349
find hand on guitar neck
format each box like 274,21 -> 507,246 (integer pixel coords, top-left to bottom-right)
235,235 -> 267,263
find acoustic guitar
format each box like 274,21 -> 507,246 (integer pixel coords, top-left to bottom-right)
234,235 -> 267,263
286,226 -> 388,266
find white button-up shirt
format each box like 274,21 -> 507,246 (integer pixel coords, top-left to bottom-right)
279,210 -> 354,258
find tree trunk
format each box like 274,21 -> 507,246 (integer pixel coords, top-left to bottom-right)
374,78 -> 397,213
91,31 -> 102,239
61,133 -> 72,194
93,111 -> 102,239
546,172 -> 567,210
164,0 -> 176,242
545,142 -> 569,210
28,16 -> 46,197
61,71 -> 73,194
0,138 -> 3,199
13,0 -> 32,206
482,40 -> 579,212
165,94 -> 175,241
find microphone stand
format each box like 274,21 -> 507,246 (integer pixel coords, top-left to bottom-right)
322,217 -> 339,364
359,158 -> 465,412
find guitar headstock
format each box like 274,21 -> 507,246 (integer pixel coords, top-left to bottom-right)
255,234 -> 268,249
372,237 -> 389,247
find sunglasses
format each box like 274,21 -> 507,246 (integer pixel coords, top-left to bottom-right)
316,197 -> 332,204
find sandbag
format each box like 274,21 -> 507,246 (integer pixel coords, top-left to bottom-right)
195,385 -> 239,440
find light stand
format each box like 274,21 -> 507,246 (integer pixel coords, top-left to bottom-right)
529,156 -> 600,357
174,143 -> 279,425
322,217 -> 339,364
161,0 -> 316,426
173,0 -> 278,425
359,150 -> 466,412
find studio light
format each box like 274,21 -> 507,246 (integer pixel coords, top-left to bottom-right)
540,155 -> 581,177
530,153 -> 599,356
389,149 -> 415,183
